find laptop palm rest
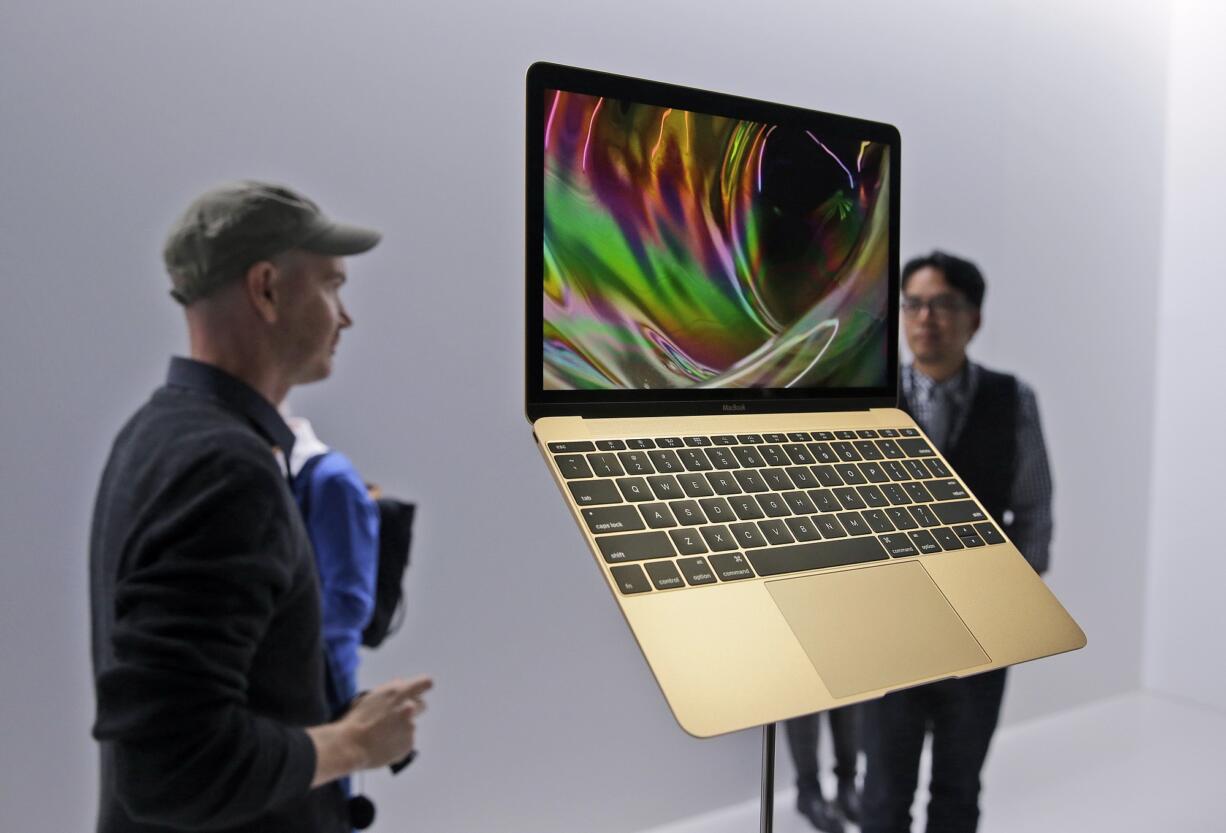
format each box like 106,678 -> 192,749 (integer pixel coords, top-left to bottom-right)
766,561 -> 990,699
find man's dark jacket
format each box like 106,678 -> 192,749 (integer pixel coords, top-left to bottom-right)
89,358 -> 348,833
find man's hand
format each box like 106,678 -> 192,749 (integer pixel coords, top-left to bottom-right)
307,675 -> 433,787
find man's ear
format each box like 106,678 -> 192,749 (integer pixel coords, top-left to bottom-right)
244,260 -> 280,324
969,308 -> 983,338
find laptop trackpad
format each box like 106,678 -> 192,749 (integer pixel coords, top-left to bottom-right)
766,561 -> 990,698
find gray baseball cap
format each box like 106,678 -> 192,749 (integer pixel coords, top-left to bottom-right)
163,180 -> 381,304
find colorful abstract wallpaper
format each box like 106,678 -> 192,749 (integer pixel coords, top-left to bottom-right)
542,90 -> 892,391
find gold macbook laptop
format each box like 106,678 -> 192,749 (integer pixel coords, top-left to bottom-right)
526,63 -> 1085,738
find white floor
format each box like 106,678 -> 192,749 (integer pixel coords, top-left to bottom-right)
637,691 -> 1225,833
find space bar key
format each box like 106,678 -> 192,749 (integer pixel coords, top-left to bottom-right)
747,538 -> 889,577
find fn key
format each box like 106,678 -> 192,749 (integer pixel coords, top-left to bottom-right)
609,564 -> 652,594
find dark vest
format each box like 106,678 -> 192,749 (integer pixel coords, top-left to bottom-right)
901,365 -> 1020,536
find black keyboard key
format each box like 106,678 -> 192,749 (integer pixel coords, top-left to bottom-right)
746,537 -> 888,577
669,528 -> 709,555
706,472 -> 743,495
640,503 -> 677,529
807,442 -> 838,464
927,479 -> 968,501
925,458 -> 952,477
549,441 -> 594,453
787,432 -> 813,442
879,429 -> 900,438
785,516 -> 822,542
598,531 -> 675,563
808,489 -> 842,513
677,556 -> 718,585
932,527 -> 965,550
582,506 -> 646,534
835,464 -> 867,485
758,519 -> 795,545
656,437 -> 683,448
729,522 -> 768,548
729,496 -> 766,520
684,436 -> 712,447
732,446 -> 767,468
904,459 -> 933,479
857,430 -> 880,438
857,485 -> 890,508
617,451 -> 655,475
697,498 -> 736,524
616,477 -> 654,502
646,475 -> 683,500
876,439 -> 906,459
859,462 -> 890,483
669,500 -> 706,526
762,468 -> 795,491
899,438 -> 936,457
962,534 -> 986,547
645,560 -> 686,590
838,512 -> 872,536
627,438 -> 655,449
832,487 -> 867,511
884,461 -> 912,481
759,445 -> 790,467
710,552 -> 755,581
908,504 -> 942,528
813,465 -> 844,487
854,441 -> 884,461
862,509 -> 895,533
878,533 -> 918,558
782,491 -> 818,515
835,430 -> 857,440
831,441 -> 862,462
568,479 -> 623,507
713,435 -> 739,445
812,431 -> 836,441
782,444 -> 815,465
764,433 -> 788,444
647,449 -> 682,473
900,428 -> 920,437
756,493 -> 792,518
587,452 -> 625,477
679,448 -> 714,471
555,454 -> 593,479
610,564 -> 652,594
932,501 -> 988,524
953,524 -> 978,538
908,530 -> 942,555
700,524 -> 737,551
737,434 -> 764,444
815,516 -> 848,539
885,507 -> 918,530
733,470 -> 770,493
786,466 -> 818,488
974,523 -> 1005,545
677,473 -> 714,498
706,447 -> 740,470
881,483 -> 912,505
904,482 -> 936,503
596,439 -> 626,451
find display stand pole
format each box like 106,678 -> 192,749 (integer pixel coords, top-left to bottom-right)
760,723 -> 775,833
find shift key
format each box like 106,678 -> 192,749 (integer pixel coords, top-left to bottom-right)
597,531 -> 675,563
931,500 -> 987,524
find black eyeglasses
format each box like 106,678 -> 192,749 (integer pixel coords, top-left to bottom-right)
901,295 -> 969,317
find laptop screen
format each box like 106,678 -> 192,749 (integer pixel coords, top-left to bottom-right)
527,64 -> 900,419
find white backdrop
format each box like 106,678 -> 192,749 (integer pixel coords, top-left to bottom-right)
0,1 -> 1176,830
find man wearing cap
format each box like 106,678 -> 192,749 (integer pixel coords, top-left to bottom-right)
89,181 -> 432,833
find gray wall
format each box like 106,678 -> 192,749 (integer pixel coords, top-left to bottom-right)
0,1 -> 1172,830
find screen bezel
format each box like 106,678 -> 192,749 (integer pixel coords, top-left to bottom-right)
526,62 -> 901,421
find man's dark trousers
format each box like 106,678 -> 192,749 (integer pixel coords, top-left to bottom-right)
860,669 -> 1007,833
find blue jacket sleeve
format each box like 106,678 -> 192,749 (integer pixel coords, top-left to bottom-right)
305,453 -> 380,703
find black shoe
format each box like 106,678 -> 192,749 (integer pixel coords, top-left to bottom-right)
836,778 -> 861,824
796,790 -> 845,833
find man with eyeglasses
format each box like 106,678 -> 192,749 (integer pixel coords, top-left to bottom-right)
859,251 -> 1054,833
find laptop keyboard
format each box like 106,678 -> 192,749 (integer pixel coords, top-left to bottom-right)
548,429 -> 1005,595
